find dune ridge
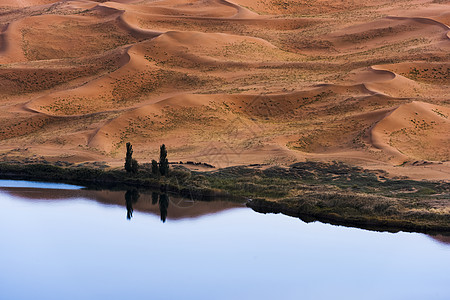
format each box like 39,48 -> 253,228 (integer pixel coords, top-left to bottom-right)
0,0 -> 449,180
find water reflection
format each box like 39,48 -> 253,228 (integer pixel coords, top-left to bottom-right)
125,190 -> 140,220
159,193 -> 169,223
1,186 -> 450,300
125,190 -> 170,222
152,192 -> 159,205
429,234 -> 450,245
0,185 -> 244,221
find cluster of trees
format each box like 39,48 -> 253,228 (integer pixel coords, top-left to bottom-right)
124,142 -> 169,176
124,143 -> 171,222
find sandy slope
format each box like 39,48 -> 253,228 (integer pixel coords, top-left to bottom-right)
0,0 -> 449,181
371,101 -> 450,163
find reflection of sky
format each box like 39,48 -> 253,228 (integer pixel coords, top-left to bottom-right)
0,189 -> 449,300
0,180 -> 83,190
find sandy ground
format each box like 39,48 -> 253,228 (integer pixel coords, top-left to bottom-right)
0,0 -> 449,181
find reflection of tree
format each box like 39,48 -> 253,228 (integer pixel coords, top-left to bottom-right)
152,192 -> 159,205
159,193 -> 169,223
125,190 -> 140,220
125,189 -> 168,222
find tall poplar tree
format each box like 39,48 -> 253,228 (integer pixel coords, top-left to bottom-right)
159,144 -> 169,176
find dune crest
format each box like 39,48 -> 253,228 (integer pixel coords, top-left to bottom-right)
0,0 -> 449,180
371,101 -> 450,163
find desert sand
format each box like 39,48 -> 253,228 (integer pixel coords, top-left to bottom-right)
0,0 -> 449,180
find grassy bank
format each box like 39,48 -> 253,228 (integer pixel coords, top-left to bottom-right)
0,161 -> 448,233
247,194 -> 450,234
0,162 -> 229,200
204,162 -> 449,233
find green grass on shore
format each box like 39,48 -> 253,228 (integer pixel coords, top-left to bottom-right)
0,161 -> 448,233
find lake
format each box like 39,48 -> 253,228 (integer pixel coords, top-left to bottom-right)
0,180 -> 449,300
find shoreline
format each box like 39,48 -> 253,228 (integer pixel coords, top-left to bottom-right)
0,161 -> 449,235
247,198 -> 450,235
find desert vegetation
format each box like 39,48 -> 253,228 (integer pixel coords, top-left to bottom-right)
0,0 -> 447,181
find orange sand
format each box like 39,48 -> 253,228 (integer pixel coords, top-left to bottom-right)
0,0 -> 449,181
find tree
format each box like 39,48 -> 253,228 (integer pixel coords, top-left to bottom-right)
131,159 -> 139,174
125,142 -> 138,174
124,142 -> 133,173
151,159 -> 159,175
159,144 -> 169,176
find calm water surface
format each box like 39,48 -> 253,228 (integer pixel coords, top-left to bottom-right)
0,182 -> 449,300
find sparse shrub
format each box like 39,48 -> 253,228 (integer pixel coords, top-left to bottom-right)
416,187 -> 436,196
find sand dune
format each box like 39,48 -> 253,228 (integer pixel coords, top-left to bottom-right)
100,0 -> 260,19
328,16 -> 449,54
387,4 -> 450,27
371,101 -> 450,163
376,62 -> 450,85
3,0 -> 57,7
0,0 -> 449,180
0,20 -> 27,63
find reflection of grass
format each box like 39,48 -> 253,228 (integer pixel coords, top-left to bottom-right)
0,160 -> 448,232
208,162 -> 450,232
237,162 -> 450,233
